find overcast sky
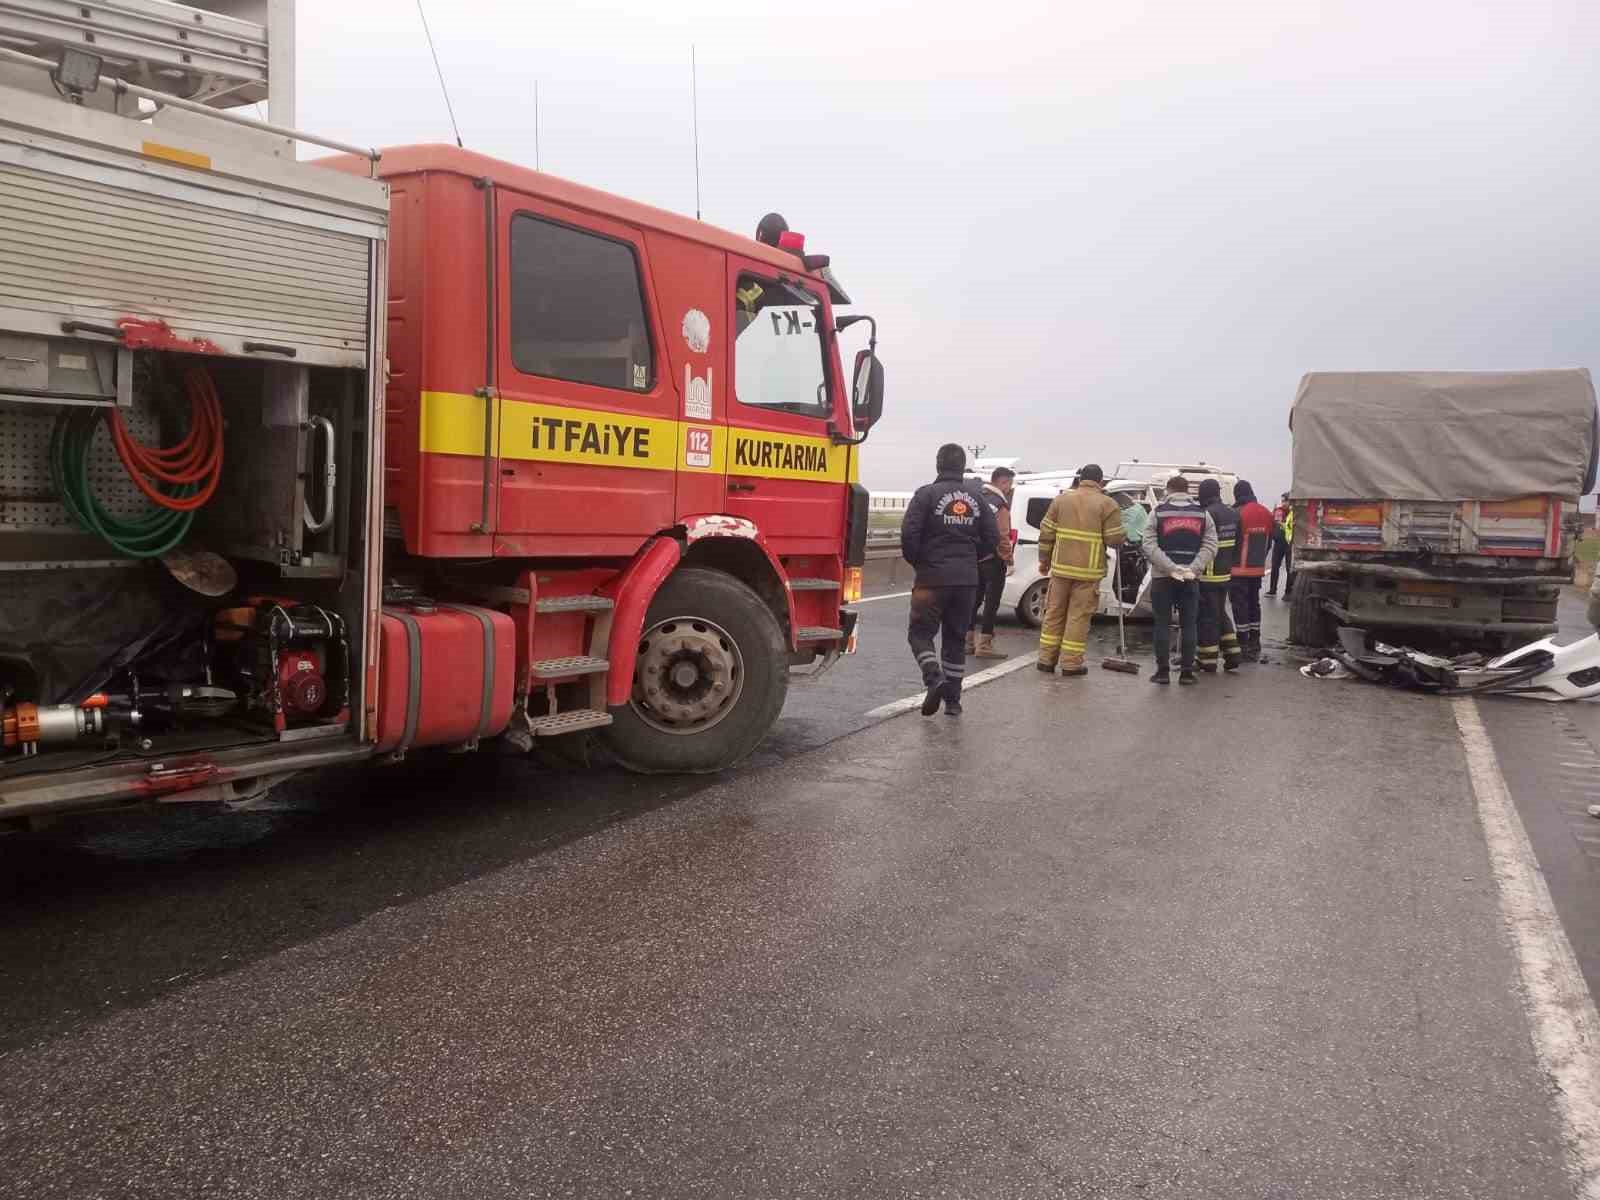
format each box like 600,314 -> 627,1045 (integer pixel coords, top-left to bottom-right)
296,0 -> 1597,498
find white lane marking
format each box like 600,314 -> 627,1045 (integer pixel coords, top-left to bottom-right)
864,654 -> 1038,720
855,590 -> 912,604
1454,698 -> 1600,1199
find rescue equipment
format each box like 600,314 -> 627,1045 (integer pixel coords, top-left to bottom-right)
109,367 -> 224,512
216,600 -> 351,732
1,696 -> 108,757
49,366 -> 225,558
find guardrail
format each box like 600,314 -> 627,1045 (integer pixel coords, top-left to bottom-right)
867,494 -> 908,552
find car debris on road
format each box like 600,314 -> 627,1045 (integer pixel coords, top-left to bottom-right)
1299,626 -> 1600,701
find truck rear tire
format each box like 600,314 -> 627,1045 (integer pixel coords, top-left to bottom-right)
1288,578 -> 1340,649
603,567 -> 789,774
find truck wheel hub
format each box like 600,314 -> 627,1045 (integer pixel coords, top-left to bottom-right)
631,617 -> 744,734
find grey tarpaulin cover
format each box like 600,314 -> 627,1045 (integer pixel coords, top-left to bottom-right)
1289,370 -> 1599,501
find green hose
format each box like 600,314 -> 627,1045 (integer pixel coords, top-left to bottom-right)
50,409 -> 196,558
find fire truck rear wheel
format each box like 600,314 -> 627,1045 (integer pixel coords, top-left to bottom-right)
605,567 -> 789,774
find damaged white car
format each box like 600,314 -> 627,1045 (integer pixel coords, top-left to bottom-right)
1002,479 -> 1153,627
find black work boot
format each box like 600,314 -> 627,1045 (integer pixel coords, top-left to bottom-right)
943,680 -> 963,716
920,681 -> 944,717
1223,654 -> 1242,672
1151,669 -> 1171,685
1178,670 -> 1198,685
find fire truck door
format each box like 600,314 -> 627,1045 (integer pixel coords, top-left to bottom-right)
492,194 -> 675,556
720,261 -> 848,555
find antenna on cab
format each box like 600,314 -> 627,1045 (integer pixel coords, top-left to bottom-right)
691,45 -> 702,220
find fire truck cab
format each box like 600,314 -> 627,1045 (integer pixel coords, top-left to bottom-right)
355,145 -> 880,773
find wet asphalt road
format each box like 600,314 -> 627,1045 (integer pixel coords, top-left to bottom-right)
0,574 -> 1595,1197
0,566 -> 1016,1058
1477,587 -> 1600,1004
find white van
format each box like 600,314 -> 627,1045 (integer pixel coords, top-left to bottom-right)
1001,479 -> 1151,627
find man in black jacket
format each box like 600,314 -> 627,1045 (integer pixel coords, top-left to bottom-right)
900,444 -> 999,716
1195,478 -> 1243,673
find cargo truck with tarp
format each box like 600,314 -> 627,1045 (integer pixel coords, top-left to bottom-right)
1287,369 -> 1598,649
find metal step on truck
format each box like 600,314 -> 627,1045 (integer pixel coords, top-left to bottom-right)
0,0 -> 884,826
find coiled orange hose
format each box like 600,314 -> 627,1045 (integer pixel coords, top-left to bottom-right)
108,367 -> 224,512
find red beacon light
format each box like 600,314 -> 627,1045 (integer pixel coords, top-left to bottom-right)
756,215 -> 832,273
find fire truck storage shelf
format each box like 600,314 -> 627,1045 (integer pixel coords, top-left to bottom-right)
0,88 -> 391,788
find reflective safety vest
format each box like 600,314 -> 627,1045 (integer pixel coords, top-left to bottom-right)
1152,498 -> 1207,566
1038,482 -> 1125,581
1201,500 -> 1239,584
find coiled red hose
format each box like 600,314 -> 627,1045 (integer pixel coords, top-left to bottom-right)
108,367 -> 224,512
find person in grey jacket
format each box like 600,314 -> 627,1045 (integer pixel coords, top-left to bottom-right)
1141,477 -> 1218,684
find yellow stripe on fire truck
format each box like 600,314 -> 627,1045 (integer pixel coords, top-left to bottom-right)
727,428 -> 847,483
420,392 -> 844,482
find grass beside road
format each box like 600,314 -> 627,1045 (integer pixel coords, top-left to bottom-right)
868,512 -> 902,548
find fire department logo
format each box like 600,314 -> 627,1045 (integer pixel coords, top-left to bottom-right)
681,308 -> 711,354
935,491 -> 979,526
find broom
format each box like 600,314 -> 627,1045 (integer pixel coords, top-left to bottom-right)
1102,552 -> 1140,674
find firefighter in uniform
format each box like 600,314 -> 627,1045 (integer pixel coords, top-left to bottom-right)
1035,464 -> 1125,677
1195,479 -> 1243,672
1141,476 -> 1217,684
901,443 -> 998,716
1230,480 -> 1274,661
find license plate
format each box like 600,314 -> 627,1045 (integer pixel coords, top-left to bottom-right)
1392,594 -> 1452,608
1398,579 -> 1453,595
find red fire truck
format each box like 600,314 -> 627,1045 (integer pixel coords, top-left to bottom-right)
0,2 -> 881,823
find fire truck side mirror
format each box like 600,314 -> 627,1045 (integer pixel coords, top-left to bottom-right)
852,349 -> 884,432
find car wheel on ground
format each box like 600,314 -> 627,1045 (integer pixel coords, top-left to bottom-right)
1017,578 -> 1047,629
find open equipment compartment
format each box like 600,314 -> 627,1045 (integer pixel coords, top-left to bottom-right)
0,85 -> 388,815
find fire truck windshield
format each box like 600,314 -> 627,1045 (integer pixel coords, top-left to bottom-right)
734,274 -> 830,419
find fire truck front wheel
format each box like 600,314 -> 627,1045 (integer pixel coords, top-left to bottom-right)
605,568 -> 789,773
